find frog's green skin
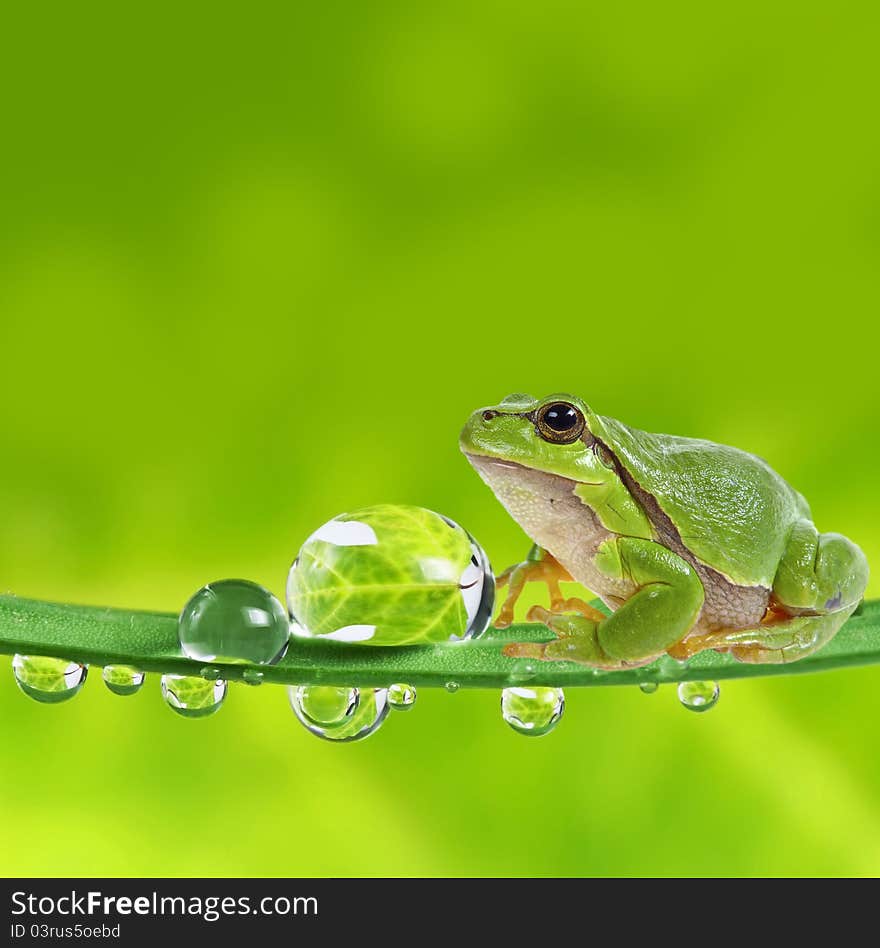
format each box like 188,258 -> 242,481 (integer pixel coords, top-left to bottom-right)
460,393 -> 869,668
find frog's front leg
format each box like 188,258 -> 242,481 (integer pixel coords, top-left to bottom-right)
503,538 -> 705,669
495,545 -> 581,628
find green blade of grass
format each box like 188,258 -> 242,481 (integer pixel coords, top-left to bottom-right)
0,593 -> 878,689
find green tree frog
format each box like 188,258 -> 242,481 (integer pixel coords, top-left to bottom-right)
460,393 -> 869,668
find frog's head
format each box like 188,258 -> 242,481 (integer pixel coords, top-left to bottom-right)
460,393 -> 615,488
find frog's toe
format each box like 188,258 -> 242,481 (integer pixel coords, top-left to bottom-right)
526,605 -> 552,624
502,641 -> 547,660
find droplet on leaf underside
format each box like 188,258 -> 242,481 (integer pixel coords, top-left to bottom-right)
289,685 -> 389,742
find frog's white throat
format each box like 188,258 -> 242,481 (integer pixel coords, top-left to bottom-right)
463,453 -> 610,573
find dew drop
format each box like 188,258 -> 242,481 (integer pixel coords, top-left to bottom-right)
445,681 -> 460,693
656,654 -> 688,676
501,686 -> 565,737
102,665 -> 145,696
242,668 -> 264,686
387,683 -> 417,710
677,680 -> 720,712
179,579 -> 289,665
12,655 -> 87,704
512,660 -> 537,682
294,685 -> 359,726
638,682 -> 659,695
289,685 -> 388,743
200,666 -> 222,680
161,674 -> 227,718
287,506 -> 494,644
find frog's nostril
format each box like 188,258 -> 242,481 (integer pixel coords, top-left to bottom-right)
482,410 -> 498,422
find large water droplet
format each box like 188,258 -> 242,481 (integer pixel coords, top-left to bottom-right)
102,665 -> 145,696
12,655 -> 87,704
161,674 -> 227,718
179,579 -> 289,665
501,686 -> 565,737
638,682 -> 659,695
290,685 -> 389,742
387,683 -> 417,710
677,680 -> 720,712
287,505 -> 494,644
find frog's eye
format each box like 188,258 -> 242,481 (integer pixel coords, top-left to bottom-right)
535,402 -> 586,444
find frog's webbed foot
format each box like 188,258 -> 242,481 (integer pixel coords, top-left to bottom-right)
502,607 -> 627,670
493,546 -> 574,629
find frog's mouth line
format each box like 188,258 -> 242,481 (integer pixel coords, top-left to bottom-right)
463,452 -> 602,487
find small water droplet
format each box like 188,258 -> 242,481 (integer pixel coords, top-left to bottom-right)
102,665 -> 145,696
161,674 -> 226,718
677,680 -> 720,712
656,654 -> 687,676
290,685 -> 388,742
512,660 -> 537,682
501,686 -> 565,737
242,668 -> 264,686
445,681 -> 460,693
387,683 -> 416,710
12,655 -> 87,704
638,682 -> 659,695
200,666 -> 222,680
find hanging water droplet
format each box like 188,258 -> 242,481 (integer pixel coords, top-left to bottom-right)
290,685 -> 389,743
242,668 -> 264,686
200,666 -> 222,680
387,683 -> 416,710
161,674 -> 227,718
179,579 -> 290,665
294,685 -> 360,726
677,680 -> 720,712
102,665 -> 145,696
501,686 -> 565,737
12,655 -> 87,704
638,682 -> 659,695
445,681 -> 460,693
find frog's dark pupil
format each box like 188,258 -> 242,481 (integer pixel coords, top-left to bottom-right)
544,404 -> 578,431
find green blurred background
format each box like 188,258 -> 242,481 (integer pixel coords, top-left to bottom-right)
2,3 -> 880,877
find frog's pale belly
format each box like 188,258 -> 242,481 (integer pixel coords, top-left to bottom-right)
465,456 -> 636,606
466,454 -> 770,632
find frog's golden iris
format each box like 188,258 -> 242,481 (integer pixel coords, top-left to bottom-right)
534,401 -> 586,444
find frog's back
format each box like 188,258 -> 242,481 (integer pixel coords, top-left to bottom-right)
596,415 -> 810,588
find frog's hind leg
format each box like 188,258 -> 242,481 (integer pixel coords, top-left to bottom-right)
672,525 -> 869,664
671,610 -> 851,664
